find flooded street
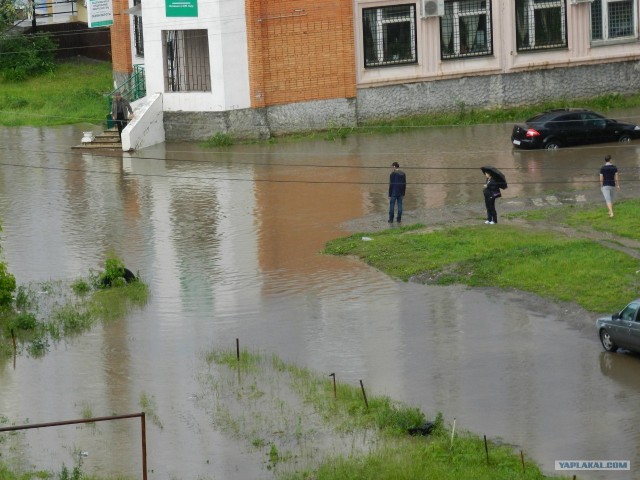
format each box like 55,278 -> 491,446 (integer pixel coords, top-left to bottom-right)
2,113 -> 640,479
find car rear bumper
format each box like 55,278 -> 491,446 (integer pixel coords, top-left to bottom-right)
511,137 -> 540,149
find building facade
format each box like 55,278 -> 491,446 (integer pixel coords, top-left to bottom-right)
112,0 -> 640,140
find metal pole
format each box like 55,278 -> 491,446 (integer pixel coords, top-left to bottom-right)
141,413 -> 147,480
0,413 -> 147,478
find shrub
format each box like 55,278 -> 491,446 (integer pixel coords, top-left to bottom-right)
0,33 -> 57,81
0,262 -> 16,307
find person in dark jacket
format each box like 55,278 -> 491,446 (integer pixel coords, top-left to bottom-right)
111,92 -> 133,140
483,171 -> 501,224
388,162 -> 406,223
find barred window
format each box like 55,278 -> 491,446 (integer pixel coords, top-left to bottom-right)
515,0 -> 567,51
441,0 -> 492,59
591,0 -> 635,41
363,4 -> 417,68
133,0 -> 144,56
163,30 -> 211,92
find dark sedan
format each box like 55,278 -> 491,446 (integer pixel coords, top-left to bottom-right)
597,300 -> 640,354
511,108 -> 640,150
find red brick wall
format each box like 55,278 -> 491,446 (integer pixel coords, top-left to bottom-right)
245,0 -> 356,108
110,0 -> 132,79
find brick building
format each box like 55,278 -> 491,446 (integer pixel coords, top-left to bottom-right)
111,0 -> 640,142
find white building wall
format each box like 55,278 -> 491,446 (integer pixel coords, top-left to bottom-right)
142,0 -> 251,112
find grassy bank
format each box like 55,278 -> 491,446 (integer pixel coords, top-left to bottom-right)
324,199 -> 640,313
200,347 -> 562,480
0,60 -> 113,127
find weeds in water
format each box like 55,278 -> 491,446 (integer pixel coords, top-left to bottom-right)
201,346 -> 556,480
139,392 -> 163,429
200,132 -> 234,148
0,254 -> 149,361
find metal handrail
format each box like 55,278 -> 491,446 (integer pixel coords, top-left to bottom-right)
106,65 -> 146,119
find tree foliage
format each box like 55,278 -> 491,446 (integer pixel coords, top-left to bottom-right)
0,0 -> 17,32
0,32 -> 58,80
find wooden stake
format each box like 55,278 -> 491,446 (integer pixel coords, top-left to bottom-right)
359,379 -> 369,409
236,338 -> 240,362
520,450 -> 525,472
484,435 -> 489,464
450,418 -> 456,450
329,373 -> 336,399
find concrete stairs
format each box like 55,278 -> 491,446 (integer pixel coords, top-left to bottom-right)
72,128 -> 122,150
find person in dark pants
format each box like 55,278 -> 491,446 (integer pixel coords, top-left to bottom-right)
483,171 -> 501,224
388,161 -> 406,223
111,92 -> 133,140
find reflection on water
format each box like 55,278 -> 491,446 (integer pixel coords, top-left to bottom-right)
0,121 -> 640,478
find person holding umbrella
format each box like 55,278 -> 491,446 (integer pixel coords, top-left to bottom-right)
481,166 -> 507,224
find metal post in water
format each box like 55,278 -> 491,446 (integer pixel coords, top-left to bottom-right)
141,413 -> 147,480
359,379 -> 369,409
329,373 -> 336,399
236,338 -> 240,362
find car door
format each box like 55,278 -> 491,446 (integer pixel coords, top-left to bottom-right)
615,301 -> 640,350
627,304 -> 640,352
581,112 -> 611,143
549,113 -> 582,145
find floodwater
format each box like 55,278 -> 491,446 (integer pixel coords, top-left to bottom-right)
2,111 -> 640,479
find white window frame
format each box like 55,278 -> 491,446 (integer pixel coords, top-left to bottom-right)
363,4 -> 417,67
515,0 -> 567,51
591,0 -> 636,41
441,0 -> 492,59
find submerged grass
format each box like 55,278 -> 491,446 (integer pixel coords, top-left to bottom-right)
324,223 -> 639,313
0,277 -> 149,360
202,347 -> 562,480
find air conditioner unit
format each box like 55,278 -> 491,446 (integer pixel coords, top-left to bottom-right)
421,0 -> 444,17
570,0 -> 594,4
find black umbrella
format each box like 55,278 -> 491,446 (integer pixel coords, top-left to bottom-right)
481,166 -> 507,189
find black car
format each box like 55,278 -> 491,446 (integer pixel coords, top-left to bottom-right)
511,108 -> 640,150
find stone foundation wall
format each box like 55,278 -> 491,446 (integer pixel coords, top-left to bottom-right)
164,61 -> 640,141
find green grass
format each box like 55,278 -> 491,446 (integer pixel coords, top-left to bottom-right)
203,347 -> 563,480
0,60 -> 113,127
324,224 -> 639,313
509,198 -> 640,241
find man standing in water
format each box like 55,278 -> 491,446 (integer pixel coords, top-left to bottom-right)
388,162 -> 406,223
111,92 -> 133,140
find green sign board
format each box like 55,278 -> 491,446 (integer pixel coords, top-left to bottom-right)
166,0 -> 198,17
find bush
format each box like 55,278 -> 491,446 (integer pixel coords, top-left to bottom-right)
0,33 -> 57,80
0,262 -> 15,307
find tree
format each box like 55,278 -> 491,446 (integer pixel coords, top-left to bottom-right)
0,0 -> 17,32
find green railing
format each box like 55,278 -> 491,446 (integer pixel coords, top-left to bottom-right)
106,64 -> 146,126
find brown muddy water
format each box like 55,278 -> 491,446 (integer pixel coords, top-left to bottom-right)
2,112 -> 640,479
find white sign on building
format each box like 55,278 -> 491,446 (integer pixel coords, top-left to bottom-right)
87,0 -> 113,28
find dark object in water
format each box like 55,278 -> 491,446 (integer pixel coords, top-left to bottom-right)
101,267 -> 137,287
407,421 -> 435,436
123,268 -> 136,282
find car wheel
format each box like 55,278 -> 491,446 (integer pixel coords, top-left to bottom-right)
544,141 -> 561,150
618,134 -> 632,143
600,329 -> 618,352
